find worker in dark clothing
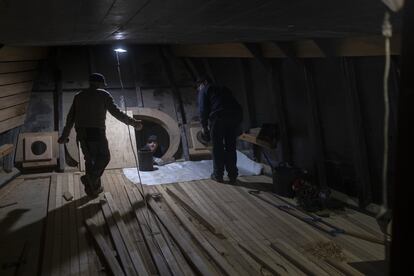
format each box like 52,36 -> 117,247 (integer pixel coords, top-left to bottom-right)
196,75 -> 243,184
58,73 -> 143,197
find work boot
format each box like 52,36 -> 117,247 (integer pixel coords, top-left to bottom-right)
228,178 -> 238,185
210,173 -> 224,183
80,175 -> 93,195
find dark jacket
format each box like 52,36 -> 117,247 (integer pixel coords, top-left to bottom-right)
198,85 -> 243,129
61,88 -> 137,139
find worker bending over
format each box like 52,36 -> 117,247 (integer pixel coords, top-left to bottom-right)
58,73 -> 143,197
196,75 -> 243,184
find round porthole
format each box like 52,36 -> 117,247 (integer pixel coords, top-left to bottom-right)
31,141 -> 47,156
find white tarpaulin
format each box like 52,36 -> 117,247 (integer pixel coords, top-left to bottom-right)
123,150 -> 263,185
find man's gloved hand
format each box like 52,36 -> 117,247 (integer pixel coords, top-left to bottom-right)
58,136 -> 69,144
201,127 -> 211,142
133,120 -> 143,131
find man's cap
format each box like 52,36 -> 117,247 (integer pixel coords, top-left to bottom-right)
89,73 -> 107,86
147,135 -> 158,142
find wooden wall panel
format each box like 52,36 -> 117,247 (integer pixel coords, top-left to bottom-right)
0,47 -> 48,62
0,103 -> 29,122
0,47 -> 46,134
0,92 -> 31,109
0,71 -> 36,86
0,115 -> 26,134
0,81 -> 33,98
0,61 -> 38,74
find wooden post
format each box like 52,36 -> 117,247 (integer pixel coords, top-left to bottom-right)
130,48 -> 144,107
202,58 -> 217,83
239,59 -> 257,128
54,49 -> 65,172
271,61 -> 292,163
183,57 -> 200,81
303,60 -> 327,189
160,47 -> 190,160
244,43 -> 292,162
341,57 -> 372,207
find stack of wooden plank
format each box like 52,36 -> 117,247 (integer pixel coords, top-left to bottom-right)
38,170 -> 386,275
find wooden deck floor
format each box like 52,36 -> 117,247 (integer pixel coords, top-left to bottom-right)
0,169 -> 386,275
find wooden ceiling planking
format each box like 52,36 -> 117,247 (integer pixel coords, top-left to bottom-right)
0,0 -> 401,45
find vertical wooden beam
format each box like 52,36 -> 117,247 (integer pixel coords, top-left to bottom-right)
54,48 -> 65,172
182,57 -> 200,81
244,43 -> 292,162
341,57 -> 372,207
202,58 -> 217,83
302,60 -> 327,189
271,61 -> 292,162
160,47 -> 190,160
129,48 -> 144,108
239,59 -> 257,128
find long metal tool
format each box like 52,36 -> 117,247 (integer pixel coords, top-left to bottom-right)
248,190 -> 384,244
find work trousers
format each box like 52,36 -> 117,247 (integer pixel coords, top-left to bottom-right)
76,128 -> 110,189
210,115 -> 239,180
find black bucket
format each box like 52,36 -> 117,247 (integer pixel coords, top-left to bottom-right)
138,150 -> 154,171
272,162 -> 302,198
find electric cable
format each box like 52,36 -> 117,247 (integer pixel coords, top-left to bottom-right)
382,12 -> 391,211
115,50 -> 172,272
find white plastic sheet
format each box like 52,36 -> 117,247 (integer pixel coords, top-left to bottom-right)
122,150 -> 263,185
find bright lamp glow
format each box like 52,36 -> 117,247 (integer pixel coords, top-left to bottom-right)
114,48 -> 127,53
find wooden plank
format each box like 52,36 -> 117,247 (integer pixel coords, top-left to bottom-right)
167,185 -> 258,276
100,196 -> 137,276
0,143 -> 13,157
155,213 -> 196,276
0,61 -> 38,74
50,174 -> 63,276
325,259 -> 365,276
68,174 -> 80,275
84,219 -> 126,276
125,186 -> 177,276
270,240 -> 331,276
0,71 -> 35,86
104,192 -> 150,276
0,46 -> 48,62
111,172 -> 158,275
191,181 -> 306,276
238,132 -> 275,149
40,176 -> 56,276
60,174 -> 72,276
147,191 -> 215,276
0,92 -> 31,109
166,187 -> 222,237
0,103 -> 28,122
0,115 -> 26,134
0,81 -> 33,98
73,174 -> 91,276
184,182 -> 296,275
156,187 -> 239,276
238,243 -> 291,276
